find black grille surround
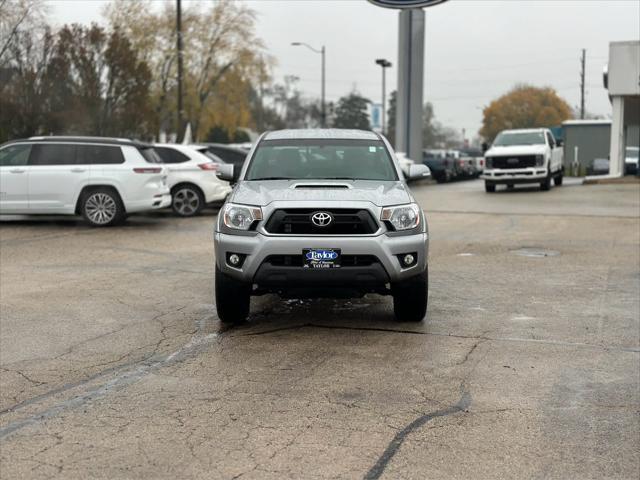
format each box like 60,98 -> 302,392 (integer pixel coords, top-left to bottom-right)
264,208 -> 379,235
264,255 -> 379,267
490,155 -> 538,169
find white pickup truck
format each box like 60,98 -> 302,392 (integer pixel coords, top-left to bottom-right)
481,128 -> 563,192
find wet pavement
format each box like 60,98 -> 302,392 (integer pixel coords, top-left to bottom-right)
1,179 -> 639,479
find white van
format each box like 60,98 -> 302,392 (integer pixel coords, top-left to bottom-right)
0,137 -> 171,226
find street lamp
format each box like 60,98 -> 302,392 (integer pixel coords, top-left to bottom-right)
375,58 -> 392,134
291,42 -> 326,127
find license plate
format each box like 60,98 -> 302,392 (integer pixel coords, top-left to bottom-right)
303,248 -> 341,269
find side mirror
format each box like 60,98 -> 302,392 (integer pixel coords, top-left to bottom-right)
407,163 -> 431,180
216,163 -> 234,182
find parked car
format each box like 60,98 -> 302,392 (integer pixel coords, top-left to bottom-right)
0,136 -> 170,226
197,143 -> 249,177
625,146 -> 639,176
423,149 -> 456,183
449,150 -> 476,178
213,129 -> 430,324
154,144 -> 232,217
482,128 -> 563,192
460,148 -> 484,175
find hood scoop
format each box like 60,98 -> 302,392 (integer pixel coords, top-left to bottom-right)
292,182 -> 352,190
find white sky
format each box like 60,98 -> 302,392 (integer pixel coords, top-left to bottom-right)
48,0 -> 640,137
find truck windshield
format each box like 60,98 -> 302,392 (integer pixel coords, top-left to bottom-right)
245,139 -> 398,181
493,131 -> 546,146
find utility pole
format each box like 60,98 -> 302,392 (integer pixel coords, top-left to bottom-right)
258,56 -> 264,133
291,42 -> 326,127
580,48 -> 586,119
176,0 -> 184,141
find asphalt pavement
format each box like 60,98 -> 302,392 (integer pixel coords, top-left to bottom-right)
0,179 -> 639,479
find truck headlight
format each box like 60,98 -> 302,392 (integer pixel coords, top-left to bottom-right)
223,203 -> 262,230
485,157 -> 493,169
535,155 -> 544,166
381,203 -> 421,231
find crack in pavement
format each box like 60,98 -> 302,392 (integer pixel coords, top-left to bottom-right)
362,335 -> 489,480
0,317 -> 220,440
232,323 -> 640,353
363,390 -> 472,480
0,305 -> 192,416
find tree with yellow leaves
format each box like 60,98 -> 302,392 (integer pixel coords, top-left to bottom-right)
480,85 -> 572,142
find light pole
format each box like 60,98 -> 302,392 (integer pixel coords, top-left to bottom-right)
375,58 -> 392,134
291,42 -> 326,127
176,0 -> 184,141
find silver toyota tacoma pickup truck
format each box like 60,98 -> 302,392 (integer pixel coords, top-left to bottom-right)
213,129 -> 430,324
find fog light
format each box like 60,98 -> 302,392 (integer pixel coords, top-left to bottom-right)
229,254 -> 241,266
403,254 -> 415,266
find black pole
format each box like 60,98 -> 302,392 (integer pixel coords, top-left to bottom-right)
177,0 -> 184,140
376,59 -> 392,135
580,48 -> 586,119
321,46 -> 326,128
381,65 -> 386,134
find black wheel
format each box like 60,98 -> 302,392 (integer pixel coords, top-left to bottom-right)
392,268 -> 428,322
215,264 -> 250,325
81,188 -> 125,227
507,184 -> 514,190
554,171 -> 563,186
540,172 -> 551,191
485,182 -> 496,193
171,184 -> 204,217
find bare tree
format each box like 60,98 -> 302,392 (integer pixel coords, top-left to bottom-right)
0,0 -> 47,65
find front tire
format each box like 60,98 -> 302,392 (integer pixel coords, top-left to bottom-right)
215,265 -> 250,325
81,188 -> 125,227
485,181 -> 496,193
554,170 -> 563,186
540,172 -> 551,191
392,268 -> 428,322
172,184 -> 204,217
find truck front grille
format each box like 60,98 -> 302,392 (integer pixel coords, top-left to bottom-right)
491,155 -> 537,169
264,209 -> 378,235
264,255 -> 379,267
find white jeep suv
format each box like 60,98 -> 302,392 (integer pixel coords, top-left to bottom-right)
0,136 -> 171,226
153,144 -> 231,217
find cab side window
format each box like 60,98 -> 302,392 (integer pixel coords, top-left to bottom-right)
29,144 -> 77,165
0,144 -> 32,166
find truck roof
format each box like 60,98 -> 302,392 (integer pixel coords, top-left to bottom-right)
264,129 -> 379,141
499,128 -> 548,134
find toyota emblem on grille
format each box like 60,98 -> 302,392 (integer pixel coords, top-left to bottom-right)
311,212 -> 332,227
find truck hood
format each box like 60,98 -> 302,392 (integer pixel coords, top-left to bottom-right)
230,179 -> 412,207
486,145 -> 547,156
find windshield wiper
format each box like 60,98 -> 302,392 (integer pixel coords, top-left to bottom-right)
321,177 -> 356,180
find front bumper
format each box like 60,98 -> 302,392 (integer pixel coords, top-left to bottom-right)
481,168 -> 548,184
214,231 -> 429,286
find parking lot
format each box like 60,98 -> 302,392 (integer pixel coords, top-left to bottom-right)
0,179 -> 638,479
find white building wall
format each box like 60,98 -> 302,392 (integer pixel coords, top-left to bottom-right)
607,41 -> 640,177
